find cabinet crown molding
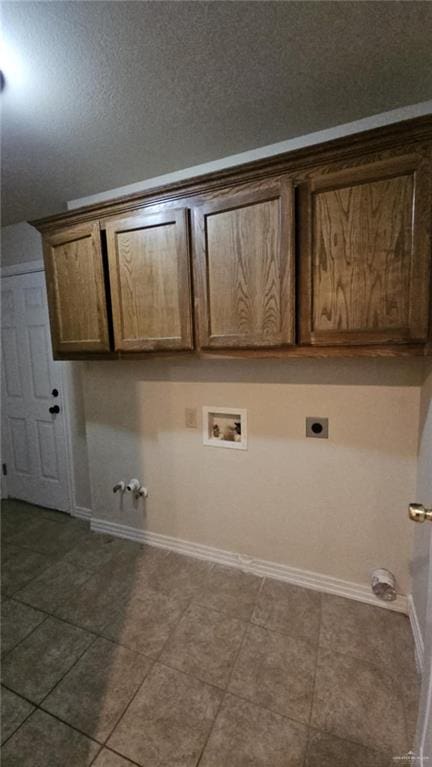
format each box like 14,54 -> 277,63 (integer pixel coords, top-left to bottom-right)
30,115 -> 432,233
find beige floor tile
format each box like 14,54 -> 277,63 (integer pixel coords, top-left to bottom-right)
0,504 -> 417,767
108,663 -> 222,767
1,544 -> 22,564
55,567 -> 133,633
199,693 -> 308,767
320,594 -> 416,677
1,616 -> 94,703
60,533 -> 133,572
311,648 -> 407,754
113,542 -> 169,575
1,500 -> 49,540
305,729 -> 393,766
2,498 -> 69,525
102,588 -> 189,658
195,564 -> 262,621
14,560 -> 93,613
92,749 -> 136,767
43,636 -> 152,742
402,665 -> 421,749
1,687 -> 34,744
1,547 -> 57,597
160,602 -> 246,688
229,623 -> 316,722
8,516 -> 88,556
252,579 -> 321,642
146,552 -> 212,600
1,709 -> 99,767
97,544 -> 171,604
1,599 -> 46,656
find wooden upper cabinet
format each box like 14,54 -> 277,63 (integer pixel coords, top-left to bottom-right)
43,222 -> 110,354
105,208 -> 193,352
192,177 -> 295,349
299,154 -> 431,346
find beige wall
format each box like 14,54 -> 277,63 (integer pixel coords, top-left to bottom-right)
1,222 -> 43,267
83,357 -> 422,594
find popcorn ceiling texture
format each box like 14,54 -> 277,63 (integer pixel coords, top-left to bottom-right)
3,1 -> 432,223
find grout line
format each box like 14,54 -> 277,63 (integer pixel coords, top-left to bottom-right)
1,682 -> 41,709
0,686 -> 37,748
2,526 -> 94,599
195,691 -> 226,767
1,680 -> 104,754
100,657 -> 159,749
5,597 -> 101,643
153,597 -> 195,658
195,582 -> 262,767
89,744 -> 143,767
38,633 -> 100,708
10,565 -> 97,613
20,704 -> 103,749
36,703 -> 105,745
88,743 -> 104,767
156,658 -> 227,696
306,725 -> 395,761
88,564 -> 199,750
3,631 -> 100,741
300,591 -> 323,767
98,584 -> 220,753
307,591 -> 323,728
207,686 -> 311,731
301,733 -> 311,767
1,514 -> 411,764
0,613 -> 51,660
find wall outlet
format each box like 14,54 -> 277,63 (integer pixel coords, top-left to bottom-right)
185,408 -> 198,429
306,417 -> 329,439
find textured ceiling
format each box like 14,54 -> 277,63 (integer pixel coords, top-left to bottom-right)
2,1 -> 432,225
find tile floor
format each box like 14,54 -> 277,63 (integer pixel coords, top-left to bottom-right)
1,499 -> 420,766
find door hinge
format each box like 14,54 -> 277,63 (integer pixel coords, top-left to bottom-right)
2,463 -> 7,476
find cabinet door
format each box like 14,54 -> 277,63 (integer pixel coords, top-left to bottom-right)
192,177 -> 294,349
299,154 -> 431,346
43,222 -> 110,354
105,208 -> 193,352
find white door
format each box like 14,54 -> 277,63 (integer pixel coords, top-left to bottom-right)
1,270 -> 70,511
413,367 -> 432,764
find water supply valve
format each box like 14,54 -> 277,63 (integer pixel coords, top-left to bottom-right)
126,479 -> 149,499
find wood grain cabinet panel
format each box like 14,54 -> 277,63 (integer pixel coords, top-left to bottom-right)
105,208 -> 193,351
299,155 -> 431,345
192,177 -> 295,349
43,222 -> 110,354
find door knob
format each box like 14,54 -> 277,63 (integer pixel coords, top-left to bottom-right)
49,405 -> 60,415
408,503 -> 432,523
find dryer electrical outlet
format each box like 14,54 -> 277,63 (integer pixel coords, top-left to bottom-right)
306,417 -> 329,439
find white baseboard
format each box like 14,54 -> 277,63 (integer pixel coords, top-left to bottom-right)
72,506 -> 92,521
408,594 -> 424,673
91,517 -> 408,614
